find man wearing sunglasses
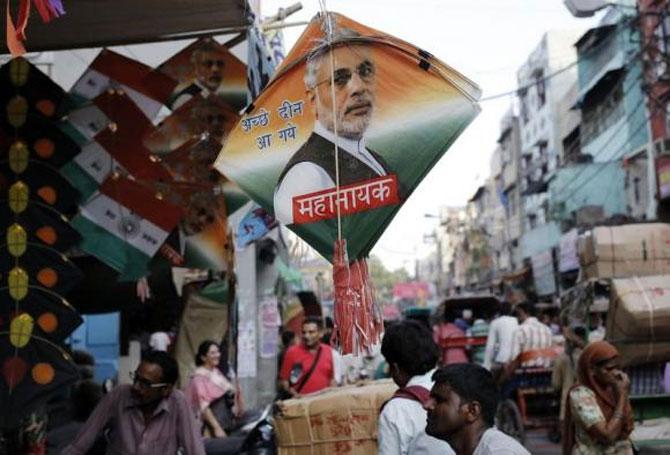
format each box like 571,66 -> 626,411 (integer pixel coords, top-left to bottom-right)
273,28 -> 395,225
169,38 -> 226,110
62,350 -> 205,455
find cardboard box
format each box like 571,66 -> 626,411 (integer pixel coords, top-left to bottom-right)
613,341 -> 670,367
607,274 -> 670,366
578,224 -> 670,279
275,380 -> 397,455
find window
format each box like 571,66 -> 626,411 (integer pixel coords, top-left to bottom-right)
535,70 -> 546,107
653,16 -> 670,79
634,176 -> 641,204
519,90 -> 529,124
582,78 -> 624,144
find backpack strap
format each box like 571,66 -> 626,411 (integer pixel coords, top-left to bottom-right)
380,385 -> 431,413
294,345 -> 323,393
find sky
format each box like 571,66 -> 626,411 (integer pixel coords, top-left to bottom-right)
262,0 -> 603,272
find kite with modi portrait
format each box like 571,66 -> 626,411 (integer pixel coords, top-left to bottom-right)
215,12 -> 481,352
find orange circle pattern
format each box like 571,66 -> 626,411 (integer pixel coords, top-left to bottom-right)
34,138 -> 55,159
37,186 -> 57,205
37,268 -> 58,288
35,99 -> 56,117
35,226 -> 57,245
37,312 -> 58,333
32,363 -> 55,385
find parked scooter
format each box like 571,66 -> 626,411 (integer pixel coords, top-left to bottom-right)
204,404 -> 276,455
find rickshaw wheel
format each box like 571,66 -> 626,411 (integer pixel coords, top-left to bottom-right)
495,399 -> 525,445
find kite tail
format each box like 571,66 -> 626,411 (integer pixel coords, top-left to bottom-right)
332,239 -> 383,355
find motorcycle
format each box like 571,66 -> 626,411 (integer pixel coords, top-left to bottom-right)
204,404 -> 276,455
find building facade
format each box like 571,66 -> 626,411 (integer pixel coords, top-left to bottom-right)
517,30 -> 584,260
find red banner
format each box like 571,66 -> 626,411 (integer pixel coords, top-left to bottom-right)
292,174 -> 400,224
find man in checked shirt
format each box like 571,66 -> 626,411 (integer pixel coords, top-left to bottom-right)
62,350 -> 205,455
507,302 -> 555,369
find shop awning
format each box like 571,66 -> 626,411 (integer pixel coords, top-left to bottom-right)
3,0 -> 250,53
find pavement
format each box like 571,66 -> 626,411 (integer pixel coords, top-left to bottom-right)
523,428 -> 561,454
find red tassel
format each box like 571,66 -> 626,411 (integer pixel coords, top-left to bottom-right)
6,2 -> 26,57
33,0 -> 54,23
15,0 -> 31,41
332,239 -> 383,355
6,0 -> 66,56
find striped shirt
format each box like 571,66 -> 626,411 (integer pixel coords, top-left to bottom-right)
509,317 -> 554,367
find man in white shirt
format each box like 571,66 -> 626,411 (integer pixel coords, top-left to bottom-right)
483,302 -> 518,376
424,364 -> 530,455
378,320 -> 455,455
273,29 -> 396,225
508,302 -> 554,368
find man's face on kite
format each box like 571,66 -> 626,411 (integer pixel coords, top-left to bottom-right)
195,49 -> 225,92
311,45 -> 376,140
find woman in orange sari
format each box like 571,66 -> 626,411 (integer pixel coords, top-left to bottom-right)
563,341 -> 634,455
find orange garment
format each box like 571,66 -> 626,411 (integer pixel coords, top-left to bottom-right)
562,341 -> 634,455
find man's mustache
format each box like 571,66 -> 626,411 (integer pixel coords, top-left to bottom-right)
344,100 -> 373,115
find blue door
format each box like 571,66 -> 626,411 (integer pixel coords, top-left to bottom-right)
69,312 -> 120,382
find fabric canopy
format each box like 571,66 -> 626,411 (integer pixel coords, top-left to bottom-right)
2,0 -> 250,53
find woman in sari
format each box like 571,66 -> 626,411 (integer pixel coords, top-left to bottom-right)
563,341 -> 634,455
185,340 -> 236,438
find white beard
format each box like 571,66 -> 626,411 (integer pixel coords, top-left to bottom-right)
319,109 -> 371,140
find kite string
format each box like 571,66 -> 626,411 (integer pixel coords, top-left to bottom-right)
319,1 -> 343,242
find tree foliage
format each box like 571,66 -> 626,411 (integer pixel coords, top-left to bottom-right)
368,255 -> 411,301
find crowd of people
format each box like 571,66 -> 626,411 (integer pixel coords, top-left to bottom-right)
36,298 -> 637,455
274,300 -> 637,455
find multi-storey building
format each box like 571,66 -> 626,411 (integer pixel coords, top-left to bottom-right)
551,6 -> 648,228
496,110 -> 524,271
639,0 -> 670,220
517,30 -> 584,262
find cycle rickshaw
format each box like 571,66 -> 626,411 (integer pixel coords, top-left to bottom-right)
495,346 -> 563,445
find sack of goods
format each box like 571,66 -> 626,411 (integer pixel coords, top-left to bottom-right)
578,223 -> 670,280
275,379 -> 396,455
607,274 -> 670,366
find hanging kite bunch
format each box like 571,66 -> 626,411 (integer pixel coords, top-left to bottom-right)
0,57 -> 82,429
214,11 -> 481,354
331,239 -> 383,354
7,0 -> 66,56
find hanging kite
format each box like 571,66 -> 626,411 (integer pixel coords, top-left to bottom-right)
0,57 -> 68,121
1,57 -> 82,430
157,37 -> 248,112
215,12 -> 481,353
62,89 -> 155,146
69,49 -> 176,120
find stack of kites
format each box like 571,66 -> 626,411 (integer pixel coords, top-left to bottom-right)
0,37 -> 255,426
55,39 -> 252,279
0,57 -> 83,428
